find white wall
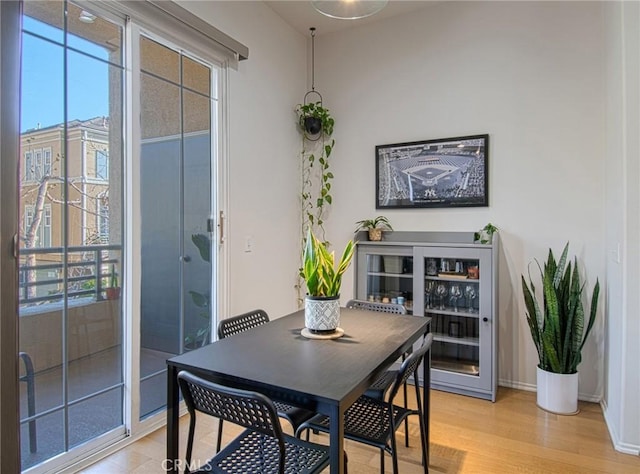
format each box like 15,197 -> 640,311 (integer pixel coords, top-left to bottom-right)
178,1 -> 306,318
317,1 -> 606,399
604,0 -> 640,455
178,0 -> 639,454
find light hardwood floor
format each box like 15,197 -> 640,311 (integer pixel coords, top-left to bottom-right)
79,387 -> 640,473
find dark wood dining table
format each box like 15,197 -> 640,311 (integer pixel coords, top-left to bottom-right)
166,307 -> 431,473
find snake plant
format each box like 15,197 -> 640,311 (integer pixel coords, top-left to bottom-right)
302,229 -> 354,297
522,243 -> 599,374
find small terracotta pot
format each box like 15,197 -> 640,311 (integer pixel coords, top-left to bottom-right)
106,287 -> 121,300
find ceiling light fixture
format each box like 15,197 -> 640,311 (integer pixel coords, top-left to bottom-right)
311,0 -> 388,20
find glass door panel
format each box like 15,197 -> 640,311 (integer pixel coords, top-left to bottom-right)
357,248 -> 414,313
425,256 -> 481,375
19,2 -> 125,469
139,36 -> 214,418
415,247 -> 492,391
183,86 -> 213,351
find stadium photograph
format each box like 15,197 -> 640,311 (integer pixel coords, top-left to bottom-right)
376,134 -> 488,209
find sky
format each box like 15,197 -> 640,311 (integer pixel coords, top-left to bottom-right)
21,17 -> 111,132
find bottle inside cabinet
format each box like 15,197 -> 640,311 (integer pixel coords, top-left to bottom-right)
424,256 -> 481,376
365,254 -> 413,313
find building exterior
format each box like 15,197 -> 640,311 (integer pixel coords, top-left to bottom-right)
19,117 -> 111,301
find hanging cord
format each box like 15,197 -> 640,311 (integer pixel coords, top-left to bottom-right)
304,27 -> 322,106
302,27 -> 323,141
311,27 -> 316,91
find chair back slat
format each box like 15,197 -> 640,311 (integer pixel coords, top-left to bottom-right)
178,370 -> 283,441
388,334 -> 433,401
218,309 -> 269,339
346,299 -> 407,315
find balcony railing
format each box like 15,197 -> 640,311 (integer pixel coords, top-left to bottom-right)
19,244 -> 121,307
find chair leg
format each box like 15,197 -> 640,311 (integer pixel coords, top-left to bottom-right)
380,448 -> 385,474
216,418 -> 223,453
414,383 -> 429,473
344,450 -> 349,474
417,412 -> 428,474
403,381 -> 409,447
390,432 -> 399,474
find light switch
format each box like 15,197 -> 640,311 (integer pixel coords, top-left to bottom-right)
244,236 -> 253,253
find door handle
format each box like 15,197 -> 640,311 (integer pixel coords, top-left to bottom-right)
181,255 -> 191,263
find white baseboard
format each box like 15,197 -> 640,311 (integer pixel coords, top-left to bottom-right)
498,379 -> 601,403
601,399 -> 640,456
498,379 -> 535,392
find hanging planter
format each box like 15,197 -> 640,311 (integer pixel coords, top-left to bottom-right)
298,93 -> 334,139
296,27 -> 338,307
303,116 -> 322,135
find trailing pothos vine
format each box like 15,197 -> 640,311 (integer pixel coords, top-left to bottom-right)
296,101 -> 335,304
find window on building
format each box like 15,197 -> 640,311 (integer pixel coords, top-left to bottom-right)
43,205 -> 51,247
34,149 -> 42,180
25,151 -> 33,181
24,206 -> 34,235
96,149 -> 108,180
97,196 -> 109,242
43,147 -> 52,176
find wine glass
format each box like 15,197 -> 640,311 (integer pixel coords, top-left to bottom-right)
425,280 -> 435,309
449,284 -> 461,312
435,283 -> 448,310
465,284 -> 477,312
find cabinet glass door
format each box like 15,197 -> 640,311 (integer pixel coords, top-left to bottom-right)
424,256 -> 481,375
414,246 -> 492,392
357,247 -> 414,314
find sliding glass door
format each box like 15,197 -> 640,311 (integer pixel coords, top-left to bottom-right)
16,1 -> 221,470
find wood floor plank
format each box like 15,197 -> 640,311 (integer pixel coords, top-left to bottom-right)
79,387 -> 640,473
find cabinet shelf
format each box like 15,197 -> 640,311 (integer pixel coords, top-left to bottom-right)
367,271 -> 413,278
424,307 -> 480,318
433,333 -> 479,347
432,358 -> 480,376
425,275 -> 480,283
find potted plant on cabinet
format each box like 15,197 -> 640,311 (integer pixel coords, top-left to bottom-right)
474,222 -> 498,244
521,243 -> 599,414
302,229 -> 355,333
105,264 -> 120,300
354,216 -> 393,241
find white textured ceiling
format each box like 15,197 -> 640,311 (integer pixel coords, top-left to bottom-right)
264,1 -> 437,36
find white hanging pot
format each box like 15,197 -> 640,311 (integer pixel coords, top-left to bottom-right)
536,366 -> 579,415
304,295 -> 340,332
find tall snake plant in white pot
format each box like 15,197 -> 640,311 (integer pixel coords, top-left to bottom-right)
522,243 -> 599,414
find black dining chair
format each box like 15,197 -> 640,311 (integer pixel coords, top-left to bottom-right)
215,309 -> 315,452
177,370 -> 330,474
346,299 -> 412,446
296,334 -> 433,474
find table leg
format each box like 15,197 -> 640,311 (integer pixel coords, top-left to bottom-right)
166,364 -> 179,473
328,405 -> 345,474
423,346 -> 431,467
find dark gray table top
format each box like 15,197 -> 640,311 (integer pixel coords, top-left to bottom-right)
168,308 -> 429,410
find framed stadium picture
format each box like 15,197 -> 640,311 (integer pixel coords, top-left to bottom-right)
375,134 -> 489,209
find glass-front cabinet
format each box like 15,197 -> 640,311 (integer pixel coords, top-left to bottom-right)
355,231 -> 498,401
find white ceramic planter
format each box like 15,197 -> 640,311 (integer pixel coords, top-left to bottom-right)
304,296 -> 340,332
536,366 -> 579,415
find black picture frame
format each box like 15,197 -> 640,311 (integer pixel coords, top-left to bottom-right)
376,134 -> 489,209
